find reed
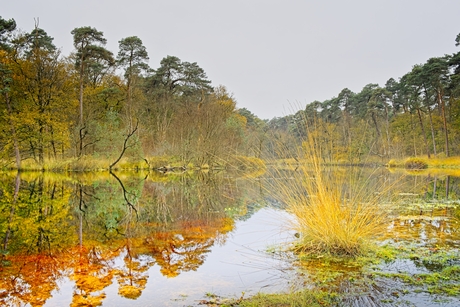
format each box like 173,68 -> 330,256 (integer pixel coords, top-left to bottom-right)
275,129 -> 391,256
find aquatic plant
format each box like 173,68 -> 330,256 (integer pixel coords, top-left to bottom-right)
275,127 -> 394,257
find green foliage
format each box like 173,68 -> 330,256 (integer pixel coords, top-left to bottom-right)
71,26 -> 114,72
145,55 -> 212,103
0,16 -> 16,50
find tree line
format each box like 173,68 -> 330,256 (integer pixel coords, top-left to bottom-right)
2,16 -> 460,168
266,33 -> 460,162
0,17 -> 262,170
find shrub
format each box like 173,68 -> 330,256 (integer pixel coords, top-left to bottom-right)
404,157 -> 428,170
387,159 -> 402,168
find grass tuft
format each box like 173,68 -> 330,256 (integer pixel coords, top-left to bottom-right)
275,129 -> 392,257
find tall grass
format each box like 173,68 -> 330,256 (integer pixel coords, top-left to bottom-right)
275,128 -> 393,256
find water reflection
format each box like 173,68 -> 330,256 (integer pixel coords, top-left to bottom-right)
0,170 -> 264,306
0,168 -> 459,306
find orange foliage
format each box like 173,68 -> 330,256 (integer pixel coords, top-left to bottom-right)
0,215 -> 234,305
142,218 -> 234,278
69,246 -> 115,307
0,254 -> 66,307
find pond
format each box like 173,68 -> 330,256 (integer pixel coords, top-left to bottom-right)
0,167 -> 459,306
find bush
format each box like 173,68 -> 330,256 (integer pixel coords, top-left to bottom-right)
404,157 -> 428,169
387,159 -> 401,168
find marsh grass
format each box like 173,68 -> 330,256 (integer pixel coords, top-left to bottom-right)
275,129 -> 397,257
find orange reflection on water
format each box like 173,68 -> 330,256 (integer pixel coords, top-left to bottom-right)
0,217 -> 234,307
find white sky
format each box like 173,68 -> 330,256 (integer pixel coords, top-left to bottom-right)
3,0 -> 460,119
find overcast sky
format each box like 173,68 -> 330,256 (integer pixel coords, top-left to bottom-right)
3,0 -> 460,119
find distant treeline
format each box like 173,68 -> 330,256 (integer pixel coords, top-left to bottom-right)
266,33 -> 460,162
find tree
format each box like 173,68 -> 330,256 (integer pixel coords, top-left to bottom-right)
71,26 -> 114,155
236,107 -> 269,158
0,16 -> 20,168
117,37 -> 149,95
0,16 -> 16,50
117,36 -> 149,131
337,88 -> 355,151
399,66 -> 438,158
142,56 -> 213,155
145,55 -> 212,104
351,84 -> 384,158
11,26 -> 72,164
421,57 -> 451,156
367,87 -> 392,157
320,98 -> 341,123
351,83 -> 379,119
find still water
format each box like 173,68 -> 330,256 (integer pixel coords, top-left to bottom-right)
0,168 -> 459,306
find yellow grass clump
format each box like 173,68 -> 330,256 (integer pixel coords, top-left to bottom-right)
404,157 -> 428,169
276,133 -> 391,257
388,155 -> 460,169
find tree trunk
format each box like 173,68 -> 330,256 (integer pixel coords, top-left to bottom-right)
427,107 -> 437,156
384,104 -> 390,158
416,108 -> 430,158
78,185 -> 84,247
5,92 -> 21,169
371,112 -> 381,137
438,90 -> 449,157
410,113 -> 417,156
78,52 -> 85,156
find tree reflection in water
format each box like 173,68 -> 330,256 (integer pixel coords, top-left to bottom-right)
0,170 -> 259,306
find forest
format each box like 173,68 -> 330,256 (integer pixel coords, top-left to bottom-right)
1,16 -> 460,170
268,33 -> 460,163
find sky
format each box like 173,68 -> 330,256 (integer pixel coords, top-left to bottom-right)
3,0 -> 460,119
